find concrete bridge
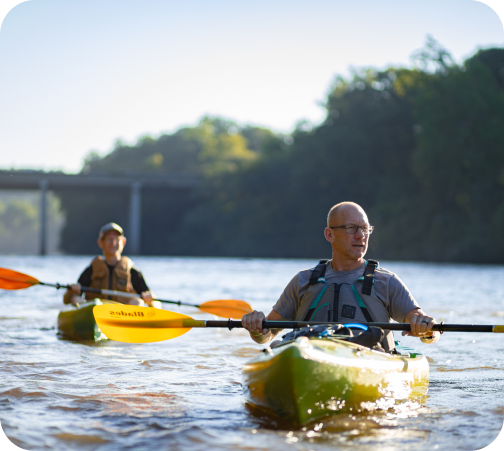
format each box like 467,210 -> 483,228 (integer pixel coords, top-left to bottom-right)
0,170 -> 201,255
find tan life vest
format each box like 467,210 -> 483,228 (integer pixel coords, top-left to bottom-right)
84,256 -> 137,303
294,260 -> 395,352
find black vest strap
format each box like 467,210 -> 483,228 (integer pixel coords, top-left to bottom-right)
359,301 -> 374,323
332,283 -> 340,322
303,305 -> 316,322
308,259 -> 329,285
362,259 -> 379,295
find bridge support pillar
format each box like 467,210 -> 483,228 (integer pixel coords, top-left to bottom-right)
39,179 -> 48,256
129,182 -> 142,255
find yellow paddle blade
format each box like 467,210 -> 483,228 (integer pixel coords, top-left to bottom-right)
198,300 -> 253,319
93,304 -> 205,343
0,267 -> 40,290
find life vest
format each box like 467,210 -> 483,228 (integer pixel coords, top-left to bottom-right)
84,256 -> 137,303
294,259 -> 395,352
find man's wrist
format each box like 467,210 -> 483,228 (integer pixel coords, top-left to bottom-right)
250,330 -> 267,337
420,331 -> 440,343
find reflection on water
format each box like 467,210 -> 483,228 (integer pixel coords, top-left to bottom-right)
0,256 -> 504,450
246,401 -> 433,450
436,366 -> 504,372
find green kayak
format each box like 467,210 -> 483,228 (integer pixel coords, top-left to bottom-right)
57,299 -> 119,341
242,336 -> 429,426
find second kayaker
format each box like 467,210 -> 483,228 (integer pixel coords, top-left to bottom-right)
63,222 -> 160,307
241,202 -> 441,351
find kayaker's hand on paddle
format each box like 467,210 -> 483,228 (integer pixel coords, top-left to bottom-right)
64,283 -> 83,305
70,283 -> 81,295
141,291 -> 154,304
140,291 -> 162,309
242,310 -> 269,335
403,308 -> 441,344
242,309 -> 286,344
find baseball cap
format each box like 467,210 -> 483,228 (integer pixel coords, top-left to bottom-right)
98,222 -> 124,240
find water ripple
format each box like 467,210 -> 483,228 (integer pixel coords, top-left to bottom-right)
1,256 -> 503,451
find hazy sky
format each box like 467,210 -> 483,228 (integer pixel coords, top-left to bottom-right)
0,0 -> 503,173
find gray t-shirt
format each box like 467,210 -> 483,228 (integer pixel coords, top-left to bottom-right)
272,261 -> 420,323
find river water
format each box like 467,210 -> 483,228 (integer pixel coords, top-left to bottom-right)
1,256 -> 503,451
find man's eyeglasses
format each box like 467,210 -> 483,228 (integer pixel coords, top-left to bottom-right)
329,224 -> 374,235
103,237 -> 122,244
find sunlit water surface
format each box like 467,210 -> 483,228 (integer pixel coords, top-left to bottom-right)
1,256 -> 503,451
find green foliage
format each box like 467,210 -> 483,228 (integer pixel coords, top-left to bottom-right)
81,116 -> 279,177
183,117 -> 257,176
171,66 -> 419,259
0,198 -> 38,254
58,189 -> 130,254
465,48 -> 504,90
0,192 -> 64,255
58,39 -> 504,263
400,47 -> 504,261
58,116 -> 285,254
82,132 -> 203,175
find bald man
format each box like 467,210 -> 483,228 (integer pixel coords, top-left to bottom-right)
241,202 -> 440,352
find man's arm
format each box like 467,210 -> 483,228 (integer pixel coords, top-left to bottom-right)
403,307 -> 441,344
131,268 -> 149,293
131,268 -> 155,305
241,309 -> 286,344
242,271 -> 303,343
387,274 -> 440,344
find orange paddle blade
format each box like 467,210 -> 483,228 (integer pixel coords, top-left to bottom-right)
197,300 -> 253,319
0,268 -> 40,290
93,304 -> 201,343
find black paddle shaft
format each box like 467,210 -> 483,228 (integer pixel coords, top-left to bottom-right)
40,282 -> 104,294
39,281 -> 73,290
206,320 -> 495,333
43,282 -> 197,306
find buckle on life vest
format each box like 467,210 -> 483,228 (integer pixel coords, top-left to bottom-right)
308,259 -> 329,285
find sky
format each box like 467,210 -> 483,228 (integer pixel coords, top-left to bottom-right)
0,0 -> 503,174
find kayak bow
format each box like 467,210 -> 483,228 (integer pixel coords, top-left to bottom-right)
242,336 -> 429,425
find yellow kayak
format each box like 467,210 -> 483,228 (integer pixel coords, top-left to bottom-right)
57,299 -> 120,341
243,336 -> 429,426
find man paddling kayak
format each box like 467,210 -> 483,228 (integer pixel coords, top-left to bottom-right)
63,222 -> 159,307
242,202 -> 440,351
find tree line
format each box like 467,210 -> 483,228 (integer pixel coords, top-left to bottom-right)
0,191 -> 63,254
57,38 -> 504,263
